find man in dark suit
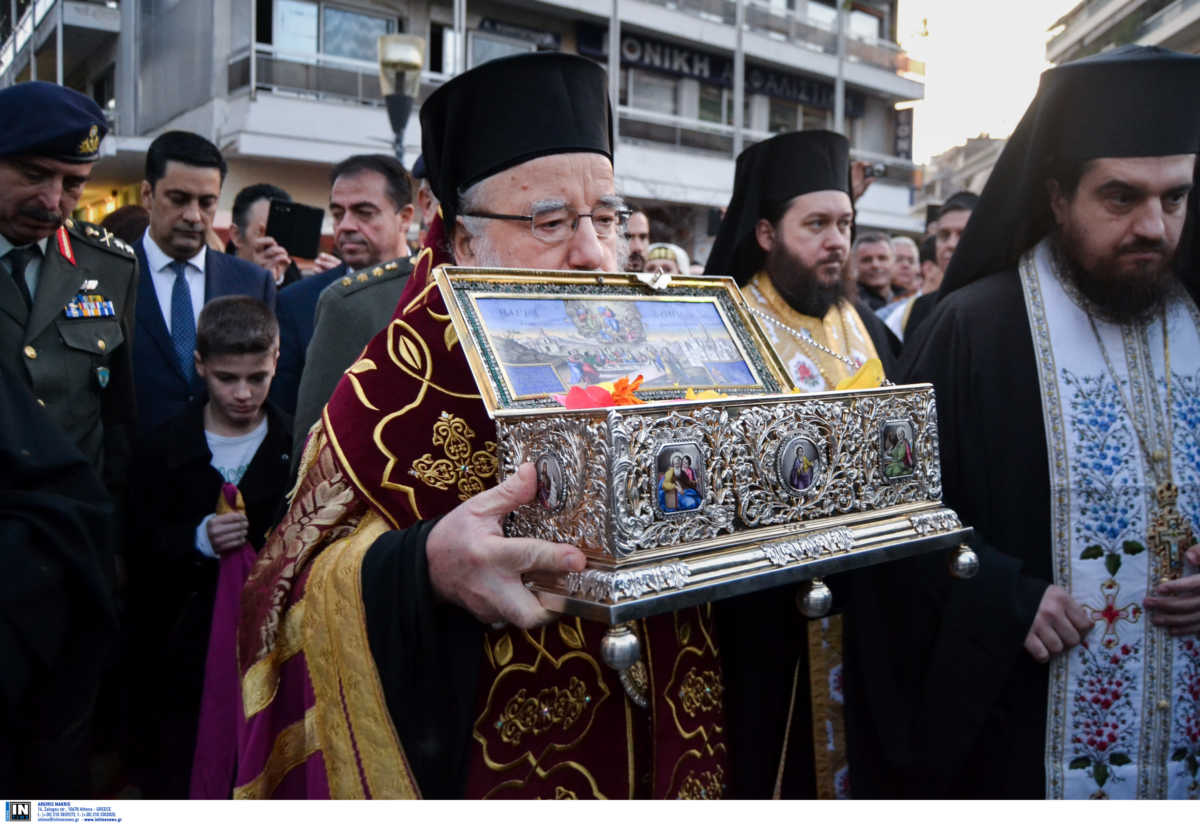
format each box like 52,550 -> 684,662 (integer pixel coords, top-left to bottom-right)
0,81 -> 138,496
270,154 -> 414,417
134,131 -> 276,433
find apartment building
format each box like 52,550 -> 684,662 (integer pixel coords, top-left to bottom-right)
1047,0 -> 1200,64
0,0 -> 926,262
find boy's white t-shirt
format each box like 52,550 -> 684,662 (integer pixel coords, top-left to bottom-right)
195,416 -> 269,558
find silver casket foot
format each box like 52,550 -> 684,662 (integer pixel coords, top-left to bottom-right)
949,544 -> 980,579
796,577 -> 833,618
600,623 -> 642,671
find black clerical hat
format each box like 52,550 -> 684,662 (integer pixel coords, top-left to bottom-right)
705,130 -> 850,284
941,46 -> 1200,299
420,52 -> 613,227
0,81 -> 108,163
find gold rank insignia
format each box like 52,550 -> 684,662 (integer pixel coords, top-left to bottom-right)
78,124 -> 100,156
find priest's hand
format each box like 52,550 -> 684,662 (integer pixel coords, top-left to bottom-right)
426,462 -> 587,629
1024,584 -> 1094,663
1144,543 -> 1200,636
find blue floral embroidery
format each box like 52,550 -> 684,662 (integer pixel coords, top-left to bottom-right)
1170,369 -> 1200,530
1062,370 -> 1142,554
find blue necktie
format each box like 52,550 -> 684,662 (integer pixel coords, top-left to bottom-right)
169,260 -> 196,379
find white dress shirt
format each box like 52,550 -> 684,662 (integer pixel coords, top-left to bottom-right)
141,229 -> 206,334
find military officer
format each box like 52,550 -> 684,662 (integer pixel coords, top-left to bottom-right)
291,254 -> 413,467
0,82 -> 138,494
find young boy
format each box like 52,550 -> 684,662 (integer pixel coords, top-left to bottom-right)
126,296 -> 292,798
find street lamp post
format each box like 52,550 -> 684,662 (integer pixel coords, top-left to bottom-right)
379,35 -> 426,166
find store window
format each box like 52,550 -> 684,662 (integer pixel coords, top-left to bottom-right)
698,84 -> 724,123
469,30 -> 534,69
274,0 -> 319,53
271,1 -> 397,60
768,98 -> 797,133
629,69 -> 678,116
324,6 -> 395,60
849,9 -> 882,41
807,1 -> 836,28
698,84 -> 751,127
801,106 -> 828,131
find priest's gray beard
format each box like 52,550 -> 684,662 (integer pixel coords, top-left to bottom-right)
764,242 -> 853,318
1054,228 -> 1180,326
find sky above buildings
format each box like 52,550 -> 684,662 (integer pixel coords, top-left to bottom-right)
897,0 -> 1081,163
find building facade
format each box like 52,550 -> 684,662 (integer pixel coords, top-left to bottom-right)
912,134 -> 1004,228
1047,0 -> 1200,64
0,0 -> 926,265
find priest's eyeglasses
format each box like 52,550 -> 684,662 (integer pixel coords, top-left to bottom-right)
462,204 -> 632,244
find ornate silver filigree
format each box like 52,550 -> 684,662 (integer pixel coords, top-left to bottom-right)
500,386 -> 946,564
564,562 -> 692,602
759,527 -> 855,566
499,415 -> 610,552
608,406 -> 738,556
909,511 -> 962,535
732,400 -> 858,526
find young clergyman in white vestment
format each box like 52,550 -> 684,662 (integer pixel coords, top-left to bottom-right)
893,45 -> 1200,799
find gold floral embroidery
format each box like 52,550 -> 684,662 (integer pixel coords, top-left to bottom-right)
552,786 -> 579,800
241,432 -> 363,710
496,677 -> 591,746
409,411 -> 498,500
676,765 -> 725,800
677,669 -> 723,717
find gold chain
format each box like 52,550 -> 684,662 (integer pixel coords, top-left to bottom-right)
1087,309 -> 1173,485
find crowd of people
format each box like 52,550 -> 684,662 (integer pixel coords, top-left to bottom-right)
1,41 -> 1199,802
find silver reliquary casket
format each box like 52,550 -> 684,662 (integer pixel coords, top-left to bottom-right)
435,267 -> 974,661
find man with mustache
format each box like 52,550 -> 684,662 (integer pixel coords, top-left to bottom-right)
887,45 -> 1200,799
704,129 -> 900,797
133,131 -> 275,433
0,81 -> 137,497
276,154 -> 414,462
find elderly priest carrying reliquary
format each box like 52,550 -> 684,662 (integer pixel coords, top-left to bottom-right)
224,52 -> 739,800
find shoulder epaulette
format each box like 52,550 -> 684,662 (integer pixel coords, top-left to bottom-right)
334,257 -> 410,296
65,218 -> 137,259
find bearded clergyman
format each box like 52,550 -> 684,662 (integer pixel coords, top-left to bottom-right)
891,45 -> 1200,799
703,129 -> 902,798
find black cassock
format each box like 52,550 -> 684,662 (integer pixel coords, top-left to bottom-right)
846,269 -> 1058,798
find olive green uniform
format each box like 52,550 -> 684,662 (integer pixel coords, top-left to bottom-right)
0,218 -> 138,493
292,255 -> 414,467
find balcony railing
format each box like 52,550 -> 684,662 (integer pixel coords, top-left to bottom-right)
0,0 -> 119,80
616,103 -> 915,176
640,0 -> 923,78
228,44 -> 386,103
1048,0 -> 1122,54
1138,0 -> 1200,40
